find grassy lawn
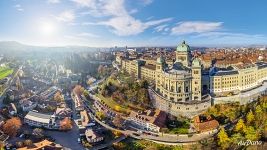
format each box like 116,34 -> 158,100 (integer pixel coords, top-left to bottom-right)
96,93 -> 130,114
0,67 -> 13,80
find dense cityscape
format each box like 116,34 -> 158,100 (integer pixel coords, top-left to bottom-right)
0,41 -> 266,150
0,0 -> 267,150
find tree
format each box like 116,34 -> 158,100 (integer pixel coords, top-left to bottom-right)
73,85 -> 84,95
246,110 -> 255,125
23,139 -> 33,147
0,141 -> 5,150
255,105 -> 263,115
217,128 -> 230,149
96,111 -> 106,120
60,117 -> 73,130
113,142 -> 127,150
140,80 -> 149,89
112,130 -> 122,138
54,91 -> 64,103
235,119 -> 246,133
112,115 -> 123,128
83,90 -> 89,98
33,128 -> 44,139
245,126 -> 259,141
3,117 -> 22,137
16,141 -> 24,148
230,133 -> 244,147
114,105 -> 121,112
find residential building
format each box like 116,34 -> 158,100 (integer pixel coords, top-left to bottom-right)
24,111 -> 57,129
85,129 -> 104,144
193,115 -> 219,133
128,109 -> 166,132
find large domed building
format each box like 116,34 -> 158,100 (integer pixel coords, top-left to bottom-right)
117,40 -> 267,117
119,41 -> 211,117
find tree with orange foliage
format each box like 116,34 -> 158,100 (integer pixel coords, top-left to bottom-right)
54,91 -> 64,103
73,85 -> 85,95
60,117 -> 72,131
3,117 -> 22,137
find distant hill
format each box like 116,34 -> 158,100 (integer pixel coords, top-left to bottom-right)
0,41 -> 111,55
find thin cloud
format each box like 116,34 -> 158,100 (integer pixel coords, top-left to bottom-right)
171,21 -> 223,35
154,24 -> 168,32
55,10 -> 75,22
74,0 -> 173,36
95,17 -> 172,36
77,32 -> 100,38
14,4 -> 24,11
47,0 -> 60,3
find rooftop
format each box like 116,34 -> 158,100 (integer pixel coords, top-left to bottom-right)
25,111 -> 52,124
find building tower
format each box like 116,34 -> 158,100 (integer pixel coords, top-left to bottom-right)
155,55 -> 165,92
176,41 -> 191,67
191,57 -> 202,101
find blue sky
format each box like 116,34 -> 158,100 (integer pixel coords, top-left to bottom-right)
0,0 -> 267,47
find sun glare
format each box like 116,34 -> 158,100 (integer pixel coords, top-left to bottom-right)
40,21 -> 56,36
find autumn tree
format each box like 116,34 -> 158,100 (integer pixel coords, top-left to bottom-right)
255,105 -> 263,119
230,133 -> 244,148
73,85 -> 85,95
83,90 -> 89,98
96,111 -> 106,120
0,141 -> 4,150
3,117 -> 22,137
112,130 -> 122,138
245,126 -> 259,141
23,139 -> 33,147
112,115 -> 123,128
60,117 -> 73,131
54,91 -> 64,103
217,128 -> 230,149
246,110 -> 255,125
235,119 -> 246,133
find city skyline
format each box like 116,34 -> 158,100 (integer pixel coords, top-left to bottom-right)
1,0 -> 267,47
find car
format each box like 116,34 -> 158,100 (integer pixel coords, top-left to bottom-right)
87,123 -> 96,127
19,134 -> 25,138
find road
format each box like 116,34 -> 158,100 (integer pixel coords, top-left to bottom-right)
46,124 -> 84,150
85,93 -> 218,145
89,136 -> 126,150
47,91 -> 85,150
0,66 -> 22,105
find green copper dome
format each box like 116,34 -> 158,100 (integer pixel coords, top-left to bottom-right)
156,55 -> 165,64
192,57 -> 201,67
176,40 -> 190,52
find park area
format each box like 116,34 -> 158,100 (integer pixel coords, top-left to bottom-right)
96,71 -> 151,115
0,66 -> 13,80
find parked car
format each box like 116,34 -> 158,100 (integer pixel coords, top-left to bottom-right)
19,134 -> 25,138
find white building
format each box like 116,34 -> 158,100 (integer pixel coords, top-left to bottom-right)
24,111 -> 57,129
85,129 -> 104,144
128,110 -> 167,132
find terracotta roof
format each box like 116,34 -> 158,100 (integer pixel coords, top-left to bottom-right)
129,109 -> 166,128
193,116 -> 219,132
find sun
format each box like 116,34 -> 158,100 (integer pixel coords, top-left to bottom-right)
40,21 -> 56,36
